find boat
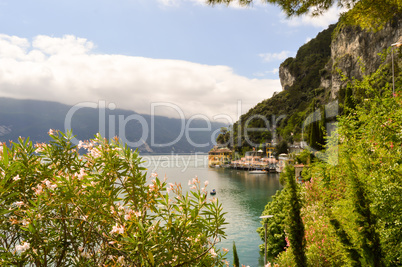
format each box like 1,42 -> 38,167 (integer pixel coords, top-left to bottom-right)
249,170 -> 268,174
210,189 -> 217,195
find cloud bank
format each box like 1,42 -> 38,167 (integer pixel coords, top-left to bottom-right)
0,34 -> 280,122
259,51 -> 294,62
282,5 -> 344,28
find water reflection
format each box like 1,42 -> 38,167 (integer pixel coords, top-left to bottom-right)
142,154 -> 282,267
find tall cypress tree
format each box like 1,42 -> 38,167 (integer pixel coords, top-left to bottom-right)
233,241 -> 240,267
344,85 -> 356,115
283,165 -> 307,267
308,101 -> 326,151
345,157 -> 383,267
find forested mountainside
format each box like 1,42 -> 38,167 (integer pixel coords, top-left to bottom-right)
0,98 -> 226,153
230,15 -> 402,152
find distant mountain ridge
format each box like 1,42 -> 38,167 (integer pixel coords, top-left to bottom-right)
0,97 -> 226,153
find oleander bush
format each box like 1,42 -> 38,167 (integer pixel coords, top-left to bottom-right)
0,130 -> 227,266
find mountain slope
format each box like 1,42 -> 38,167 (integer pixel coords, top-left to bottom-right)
0,98 -> 226,153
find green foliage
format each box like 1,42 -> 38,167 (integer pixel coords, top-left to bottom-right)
282,165 -> 307,267
275,140 -> 288,157
0,131 -> 228,266
340,2 -> 402,31
343,84 -> 356,115
257,189 -> 287,259
295,149 -> 313,165
283,68 -> 402,266
216,127 -> 234,148
305,100 -> 326,151
207,0 -> 402,31
232,241 -> 240,267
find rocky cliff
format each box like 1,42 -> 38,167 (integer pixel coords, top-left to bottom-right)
279,15 -> 402,99
327,16 -> 402,98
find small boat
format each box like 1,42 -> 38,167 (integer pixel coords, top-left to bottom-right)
249,170 -> 268,174
210,189 -> 217,195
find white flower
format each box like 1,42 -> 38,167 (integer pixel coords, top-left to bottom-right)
48,129 -> 54,135
151,172 -> 158,177
204,180 -> 209,187
13,175 -> 21,181
15,242 -> 30,252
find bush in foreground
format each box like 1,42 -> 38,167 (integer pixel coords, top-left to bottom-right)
0,131 -> 227,266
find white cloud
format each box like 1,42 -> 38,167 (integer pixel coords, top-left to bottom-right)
157,0 -> 206,7
0,34 -> 280,122
259,51 -> 293,62
281,5 -> 344,28
253,68 -> 279,77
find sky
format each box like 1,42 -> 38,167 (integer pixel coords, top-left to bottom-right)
0,0 -> 343,123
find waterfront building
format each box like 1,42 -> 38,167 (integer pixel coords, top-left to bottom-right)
208,147 -> 232,167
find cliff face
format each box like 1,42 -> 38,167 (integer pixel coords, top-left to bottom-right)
279,65 -> 296,90
279,16 -> 402,98
328,16 -> 402,97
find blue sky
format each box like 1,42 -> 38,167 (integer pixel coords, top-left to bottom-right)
0,0 -> 342,121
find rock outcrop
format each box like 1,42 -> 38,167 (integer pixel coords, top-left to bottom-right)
279,16 -> 402,99
327,16 -> 402,98
279,64 -> 296,90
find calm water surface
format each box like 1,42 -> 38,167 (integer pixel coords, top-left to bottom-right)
141,154 -> 282,267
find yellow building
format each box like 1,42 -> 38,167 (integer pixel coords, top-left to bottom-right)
265,142 -> 275,158
208,147 -> 232,167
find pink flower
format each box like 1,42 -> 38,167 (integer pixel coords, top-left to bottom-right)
48,129 -> 54,135
110,224 -> 124,235
14,201 -> 24,207
15,242 -> 30,253
77,140 -> 84,149
33,185 -> 43,195
77,168 -> 86,180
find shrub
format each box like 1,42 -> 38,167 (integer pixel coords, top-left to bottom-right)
0,130 -> 227,266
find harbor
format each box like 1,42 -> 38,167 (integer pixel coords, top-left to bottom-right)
208,145 -> 300,173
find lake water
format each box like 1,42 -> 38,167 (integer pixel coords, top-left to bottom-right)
141,154 -> 282,267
